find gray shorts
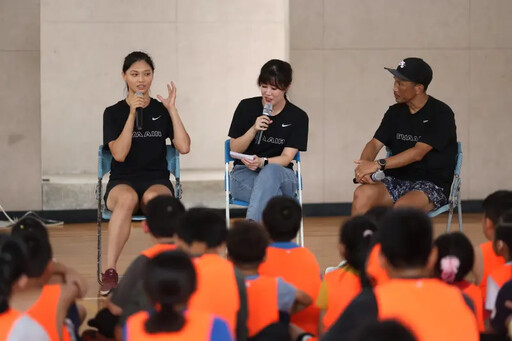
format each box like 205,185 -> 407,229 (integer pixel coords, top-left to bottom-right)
381,176 -> 447,209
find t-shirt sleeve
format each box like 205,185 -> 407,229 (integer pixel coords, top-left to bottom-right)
418,105 -> 455,151
210,317 -> 234,341
103,107 -> 122,148
111,255 -> 149,322
228,100 -> 253,139
316,280 -> 329,310
321,288 -> 378,341
285,111 -> 308,151
234,268 -> 248,341
373,108 -> 393,146
486,276 -> 500,311
276,277 -> 297,312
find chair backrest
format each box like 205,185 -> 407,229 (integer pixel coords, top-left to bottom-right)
98,145 -> 180,179
224,139 -> 301,164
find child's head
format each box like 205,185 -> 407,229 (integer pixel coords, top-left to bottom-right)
493,209 -> 512,260
482,190 -> 512,240
364,206 -> 392,224
11,217 -> 53,279
0,234 -> 28,313
379,208 -> 434,271
434,232 -> 474,283
144,250 -> 196,333
339,216 -> 377,272
176,207 -> 227,254
226,220 -> 269,269
262,196 -> 301,242
144,195 -> 185,238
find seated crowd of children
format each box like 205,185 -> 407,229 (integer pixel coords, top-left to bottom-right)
1,190 -> 512,340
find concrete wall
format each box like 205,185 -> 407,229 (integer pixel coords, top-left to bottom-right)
0,0 -> 41,210
289,0 -> 512,203
41,0 -> 288,174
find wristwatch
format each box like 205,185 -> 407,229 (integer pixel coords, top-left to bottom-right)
377,158 -> 386,170
263,157 -> 269,167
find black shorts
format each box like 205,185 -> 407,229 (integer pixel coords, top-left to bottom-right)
381,176 -> 447,209
104,178 -> 174,211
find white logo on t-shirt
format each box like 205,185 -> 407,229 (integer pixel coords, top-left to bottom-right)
152,115 -> 162,121
282,123 -> 292,128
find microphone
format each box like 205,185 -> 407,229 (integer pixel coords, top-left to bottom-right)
353,170 -> 385,184
255,103 -> 273,145
135,92 -> 143,130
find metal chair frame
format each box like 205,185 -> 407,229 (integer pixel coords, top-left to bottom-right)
95,145 -> 181,284
224,139 -> 305,246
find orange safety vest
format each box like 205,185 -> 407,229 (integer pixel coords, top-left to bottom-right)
188,254 -> 240,334
488,263 -> 512,289
454,280 -> 485,332
479,241 -> 505,302
26,284 -> 72,341
245,275 -> 280,337
375,279 -> 479,341
124,310 -> 214,340
322,266 -> 361,331
140,243 -> 177,258
259,245 -> 321,334
0,309 -> 22,340
366,243 -> 390,286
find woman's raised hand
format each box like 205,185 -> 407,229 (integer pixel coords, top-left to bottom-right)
157,82 -> 177,111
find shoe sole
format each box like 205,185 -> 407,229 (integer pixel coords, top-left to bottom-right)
99,287 -> 113,296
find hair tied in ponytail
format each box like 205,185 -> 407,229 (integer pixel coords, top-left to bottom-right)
440,255 -> 460,283
363,229 -> 374,238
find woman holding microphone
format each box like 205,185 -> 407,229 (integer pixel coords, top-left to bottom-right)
228,59 -> 308,222
101,51 -> 190,295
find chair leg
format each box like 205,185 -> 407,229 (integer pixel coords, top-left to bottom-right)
97,180 -> 103,285
445,205 -> 454,233
457,198 -> 463,232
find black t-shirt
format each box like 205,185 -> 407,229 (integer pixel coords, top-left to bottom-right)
374,96 -> 457,197
228,96 -> 308,166
103,98 -> 173,181
322,285 -> 475,341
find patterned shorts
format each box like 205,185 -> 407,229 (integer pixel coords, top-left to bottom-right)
381,176 -> 447,209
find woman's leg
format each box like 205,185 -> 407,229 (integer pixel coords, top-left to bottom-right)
230,165 -> 258,203
246,164 -> 297,221
140,184 -> 173,212
105,184 -> 139,270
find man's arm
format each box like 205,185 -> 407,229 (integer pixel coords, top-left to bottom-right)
355,141 -> 432,182
360,138 -> 384,161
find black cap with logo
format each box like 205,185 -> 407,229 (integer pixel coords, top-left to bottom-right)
384,57 -> 433,88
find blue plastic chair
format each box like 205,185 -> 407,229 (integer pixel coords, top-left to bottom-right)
386,142 -> 463,232
224,139 -> 305,246
96,145 -> 181,284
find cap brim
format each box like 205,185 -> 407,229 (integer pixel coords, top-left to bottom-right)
384,67 -> 412,82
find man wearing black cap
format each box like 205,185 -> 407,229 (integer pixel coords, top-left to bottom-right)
352,57 -> 457,215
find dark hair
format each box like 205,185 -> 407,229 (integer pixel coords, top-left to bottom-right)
257,59 -> 292,91
11,217 -> 52,277
177,208 -> 227,248
145,196 -> 186,238
340,216 -> 377,272
482,190 -> 512,224
379,208 -> 433,269
0,234 -> 28,313
434,232 -> 474,283
364,206 -> 393,225
144,250 -> 196,334
122,51 -> 155,73
353,320 -> 417,341
227,220 -> 269,266
262,196 -> 301,242
494,210 -> 512,253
